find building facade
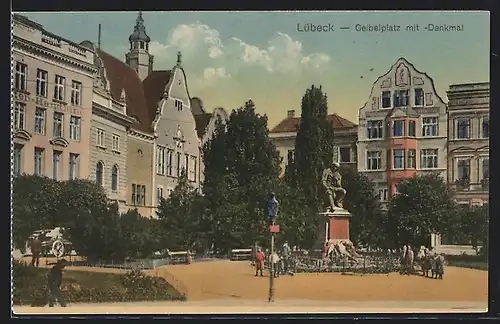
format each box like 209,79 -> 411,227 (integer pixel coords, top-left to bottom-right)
446,82 -> 489,205
12,14 -> 96,181
357,58 -> 448,207
269,109 -> 358,175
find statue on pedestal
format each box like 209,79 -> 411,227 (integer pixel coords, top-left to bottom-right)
322,162 -> 346,210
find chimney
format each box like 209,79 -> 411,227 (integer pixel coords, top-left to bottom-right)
287,110 -> 295,118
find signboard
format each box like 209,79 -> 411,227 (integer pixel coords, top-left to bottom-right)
270,225 -> 280,233
13,91 -> 82,116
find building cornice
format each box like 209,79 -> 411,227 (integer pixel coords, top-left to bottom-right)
127,128 -> 155,142
13,37 -> 97,74
92,102 -> 136,126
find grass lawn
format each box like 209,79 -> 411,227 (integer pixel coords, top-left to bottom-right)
447,260 -> 488,271
13,261 -> 185,305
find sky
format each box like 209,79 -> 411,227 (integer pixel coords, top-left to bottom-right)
20,11 -> 490,128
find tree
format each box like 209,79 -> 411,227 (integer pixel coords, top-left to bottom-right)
156,170 -> 204,251
119,209 -> 163,258
202,99 -> 281,252
340,167 -> 386,249
294,85 -> 334,209
12,175 -> 63,251
387,173 -> 456,248
457,204 -> 489,255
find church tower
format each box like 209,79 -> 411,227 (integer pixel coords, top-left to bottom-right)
125,11 -> 154,80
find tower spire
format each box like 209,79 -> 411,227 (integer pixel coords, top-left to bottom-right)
177,51 -> 182,67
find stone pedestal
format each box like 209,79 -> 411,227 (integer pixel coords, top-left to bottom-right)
318,208 -> 352,246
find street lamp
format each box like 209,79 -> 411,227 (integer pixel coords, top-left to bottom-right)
267,193 -> 279,303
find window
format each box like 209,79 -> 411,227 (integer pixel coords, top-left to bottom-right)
367,120 -> 383,139
140,42 -> 145,50
112,134 -> 120,152
97,129 -> 105,147
407,149 -> 416,169
167,188 -> 173,198
157,146 -> 165,175
456,159 -> 470,181
287,150 -> 295,165
167,149 -> 173,176
190,156 -> 197,181
34,107 -> 46,135
69,116 -> 81,141
132,184 -> 146,206
13,144 -> 23,176
393,90 -> 409,107
176,152 -> 182,176
339,147 -> 351,163
393,149 -> 405,169
34,147 -> 44,176
420,149 -> 438,169
414,88 -> 424,106
96,162 -> 104,186
13,102 -> 25,130
367,151 -> 382,170
393,120 -> 405,137
54,75 -> 66,101
69,153 -> 79,180
378,188 -> 388,202
482,159 -> 489,180
408,120 -> 416,137
111,165 -> 118,192
381,91 -> 391,108
53,112 -> 63,137
52,150 -> 62,180
71,81 -> 82,105
157,187 -> 164,205
456,118 -> 470,139
422,117 -> 438,137
184,154 -> 189,175
36,69 -> 48,97
175,100 -> 183,111
15,62 -> 27,91
482,118 -> 489,138
333,147 -> 339,164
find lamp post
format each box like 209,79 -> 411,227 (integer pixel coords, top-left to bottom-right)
267,193 -> 279,303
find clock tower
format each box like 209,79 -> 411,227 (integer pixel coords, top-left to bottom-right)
125,11 -> 154,80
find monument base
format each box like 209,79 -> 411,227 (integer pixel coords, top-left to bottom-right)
318,207 -> 352,248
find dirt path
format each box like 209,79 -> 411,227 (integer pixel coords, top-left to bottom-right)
159,260 -> 488,302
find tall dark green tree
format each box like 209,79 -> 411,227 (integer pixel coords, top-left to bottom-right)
156,170 -> 204,251
293,85 -> 334,209
202,99 -> 281,252
387,173 -> 456,248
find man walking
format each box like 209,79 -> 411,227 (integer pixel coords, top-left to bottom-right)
46,259 -> 68,307
281,242 -> 291,273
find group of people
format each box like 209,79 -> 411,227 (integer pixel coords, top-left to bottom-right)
254,242 -> 294,277
401,244 -> 445,279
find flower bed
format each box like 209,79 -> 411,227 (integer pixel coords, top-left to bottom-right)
12,260 -> 186,306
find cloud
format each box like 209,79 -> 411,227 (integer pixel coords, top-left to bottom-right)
148,22 -> 330,82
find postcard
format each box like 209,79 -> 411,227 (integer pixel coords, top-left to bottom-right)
11,10 -> 489,315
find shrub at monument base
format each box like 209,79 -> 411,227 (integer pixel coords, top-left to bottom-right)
12,260 -> 186,305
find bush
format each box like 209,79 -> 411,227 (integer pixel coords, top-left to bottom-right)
12,260 -> 186,305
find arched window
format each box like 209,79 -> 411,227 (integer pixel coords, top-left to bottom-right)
111,165 -> 118,192
96,162 -> 104,187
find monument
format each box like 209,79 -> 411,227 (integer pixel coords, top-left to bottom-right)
319,162 -> 352,247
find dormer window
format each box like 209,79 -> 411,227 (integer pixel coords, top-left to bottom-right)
394,90 -> 409,107
140,42 -> 145,49
175,99 -> 183,111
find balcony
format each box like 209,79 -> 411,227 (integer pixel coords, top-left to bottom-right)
450,178 -> 488,192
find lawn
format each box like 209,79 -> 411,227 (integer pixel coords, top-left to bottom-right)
12,260 -> 186,305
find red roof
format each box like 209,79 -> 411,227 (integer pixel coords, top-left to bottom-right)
270,113 -> 357,134
97,49 -> 210,138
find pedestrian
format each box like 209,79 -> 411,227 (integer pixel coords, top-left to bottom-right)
281,242 -> 291,273
29,236 -> 42,267
255,248 -> 265,277
271,251 -> 281,278
46,259 -> 69,307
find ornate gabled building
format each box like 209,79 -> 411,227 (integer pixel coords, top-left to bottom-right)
269,110 -> 358,175
12,14 -> 96,181
357,58 -> 448,209
79,12 -> 227,216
